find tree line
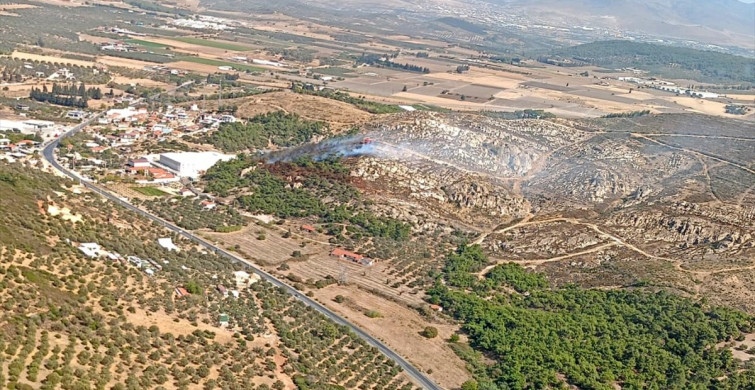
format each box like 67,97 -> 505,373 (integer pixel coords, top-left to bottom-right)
29,83 -> 103,108
358,54 -> 430,74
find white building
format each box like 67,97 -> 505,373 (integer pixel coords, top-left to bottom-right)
158,152 -> 234,178
158,238 -> 180,252
689,91 -> 720,99
78,243 -> 104,258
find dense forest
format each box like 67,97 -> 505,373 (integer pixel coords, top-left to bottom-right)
428,245 -> 755,389
543,41 -> 755,84
201,111 -> 325,152
202,156 -> 411,243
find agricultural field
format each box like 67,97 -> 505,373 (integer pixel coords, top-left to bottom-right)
124,39 -> 173,49
130,186 -> 169,196
170,37 -> 253,52
173,56 -> 265,73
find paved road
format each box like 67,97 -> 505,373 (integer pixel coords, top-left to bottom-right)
41,96 -> 442,390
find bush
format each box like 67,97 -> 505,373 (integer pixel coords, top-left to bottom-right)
422,326 -> 438,339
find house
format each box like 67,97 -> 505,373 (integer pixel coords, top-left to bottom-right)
429,304 -> 443,312
15,104 -> 30,111
67,110 -> 86,120
219,114 -> 237,123
331,248 -> 363,262
15,140 -> 37,148
201,200 -> 216,210
175,287 -> 190,298
219,313 -> 230,327
122,131 -> 141,141
331,248 -> 373,266
301,224 -> 317,233
179,187 -> 195,197
128,256 -> 144,268
127,158 -> 151,168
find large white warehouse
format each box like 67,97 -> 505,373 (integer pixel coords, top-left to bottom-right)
159,152 -> 234,178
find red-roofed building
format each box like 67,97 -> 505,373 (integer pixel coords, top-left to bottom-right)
175,287 -> 190,298
331,248 -> 364,262
301,224 -> 316,233
16,139 -> 37,147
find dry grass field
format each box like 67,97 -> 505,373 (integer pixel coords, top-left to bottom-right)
196,90 -> 374,129
313,284 -> 469,390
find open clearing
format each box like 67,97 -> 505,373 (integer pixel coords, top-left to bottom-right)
203,91 -> 374,128
131,186 -> 169,197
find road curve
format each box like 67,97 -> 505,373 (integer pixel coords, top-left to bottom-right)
42,100 -> 443,390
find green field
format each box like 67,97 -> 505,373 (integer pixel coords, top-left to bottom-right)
315,66 -> 356,78
170,37 -> 252,52
125,39 -> 173,49
131,186 -> 169,196
175,56 -> 265,72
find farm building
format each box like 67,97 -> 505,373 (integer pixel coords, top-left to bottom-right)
301,224 -> 316,233
331,248 -> 374,266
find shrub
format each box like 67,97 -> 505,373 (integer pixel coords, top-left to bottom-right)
422,326 -> 438,339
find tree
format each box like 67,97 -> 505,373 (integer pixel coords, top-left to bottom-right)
422,326 -> 438,339
402,85 -> 407,92
461,379 -> 478,390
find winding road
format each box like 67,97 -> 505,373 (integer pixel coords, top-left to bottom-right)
41,91 -> 442,390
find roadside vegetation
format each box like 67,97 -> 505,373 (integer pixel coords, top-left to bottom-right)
140,197 -> 246,232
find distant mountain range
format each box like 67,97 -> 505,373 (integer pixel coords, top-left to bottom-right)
488,0 -> 755,49
195,0 -> 755,50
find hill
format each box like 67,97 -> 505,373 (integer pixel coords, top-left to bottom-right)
495,0 -> 755,50
543,40 -> 755,84
0,161 -> 420,390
